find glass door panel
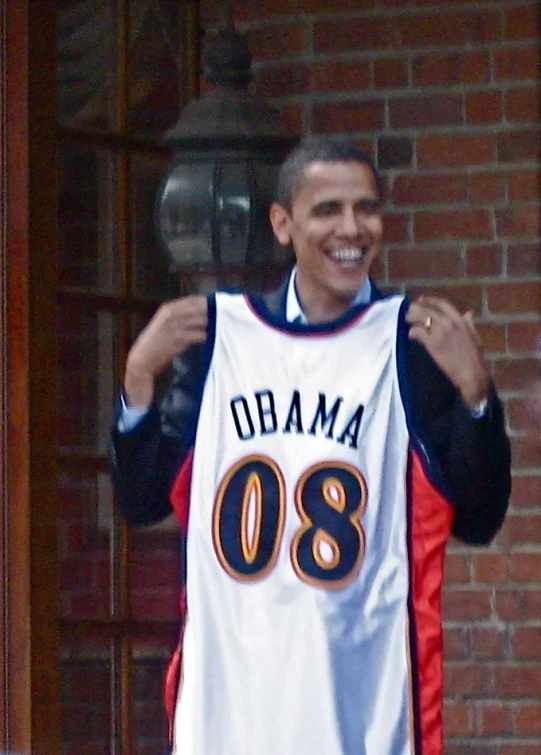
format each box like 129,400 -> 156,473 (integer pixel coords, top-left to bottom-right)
129,527 -> 182,621
127,0 -> 186,136
59,470 -> 112,620
58,306 -> 119,455
58,0 -> 118,131
61,636 -> 113,755
131,640 -> 173,754
58,144 -> 119,293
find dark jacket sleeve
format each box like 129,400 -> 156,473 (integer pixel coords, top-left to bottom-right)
109,343 -> 204,526
406,340 -> 511,545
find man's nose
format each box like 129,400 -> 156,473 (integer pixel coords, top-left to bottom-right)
338,207 -> 362,237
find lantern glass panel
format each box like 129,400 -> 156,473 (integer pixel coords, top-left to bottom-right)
216,161 -> 251,266
158,162 -> 214,268
252,162 -> 282,264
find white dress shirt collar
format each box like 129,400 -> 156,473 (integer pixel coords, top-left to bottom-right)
285,267 -> 372,324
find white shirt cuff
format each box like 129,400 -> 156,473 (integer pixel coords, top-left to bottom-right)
469,396 -> 488,419
118,394 -> 149,432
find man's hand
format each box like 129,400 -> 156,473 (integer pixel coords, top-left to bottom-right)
406,295 -> 490,410
124,295 -> 208,408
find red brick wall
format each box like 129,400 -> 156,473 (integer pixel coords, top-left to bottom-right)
202,0 -> 541,750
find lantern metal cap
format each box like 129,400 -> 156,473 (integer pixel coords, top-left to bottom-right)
203,12 -> 252,85
163,12 -> 290,144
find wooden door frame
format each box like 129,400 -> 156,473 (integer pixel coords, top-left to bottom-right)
1,2 -> 60,751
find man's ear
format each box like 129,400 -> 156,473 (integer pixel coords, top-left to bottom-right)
269,202 -> 292,245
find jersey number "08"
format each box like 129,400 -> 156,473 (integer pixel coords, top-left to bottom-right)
212,455 -> 368,590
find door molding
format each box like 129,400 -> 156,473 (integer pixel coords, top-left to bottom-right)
1,2 -> 60,751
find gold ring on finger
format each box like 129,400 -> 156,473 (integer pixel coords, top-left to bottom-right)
424,315 -> 432,332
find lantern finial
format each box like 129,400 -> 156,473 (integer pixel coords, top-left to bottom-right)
203,7 -> 252,86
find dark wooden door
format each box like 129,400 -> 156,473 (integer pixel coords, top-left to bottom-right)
0,1 -> 60,752
1,1 -> 198,752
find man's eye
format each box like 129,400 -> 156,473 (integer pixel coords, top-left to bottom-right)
313,203 -> 339,216
357,200 -> 381,215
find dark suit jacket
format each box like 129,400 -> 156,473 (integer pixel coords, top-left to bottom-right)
109,279 -> 511,545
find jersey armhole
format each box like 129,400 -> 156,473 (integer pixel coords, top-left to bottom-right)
396,298 -> 456,505
182,293 -> 217,449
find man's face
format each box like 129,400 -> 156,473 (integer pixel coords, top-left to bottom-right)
270,160 -> 383,317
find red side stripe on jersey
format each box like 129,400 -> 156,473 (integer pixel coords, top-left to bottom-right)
409,449 -> 454,755
170,447 -> 194,531
165,638 -> 182,742
165,589 -> 188,744
166,452 -> 194,744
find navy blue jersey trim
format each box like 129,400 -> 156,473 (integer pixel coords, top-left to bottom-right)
246,294 -> 375,336
168,294 -> 218,488
185,293 -> 217,449
247,275 -> 390,335
173,295 -> 217,586
205,293 -> 218,371
396,298 -> 456,504
279,275 -> 289,312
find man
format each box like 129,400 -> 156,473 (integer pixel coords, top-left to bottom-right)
110,137 -> 511,755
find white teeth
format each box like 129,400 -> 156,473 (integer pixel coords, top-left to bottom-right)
330,247 -> 365,262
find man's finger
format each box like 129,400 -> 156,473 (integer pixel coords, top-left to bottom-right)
405,302 -> 441,333
462,310 -> 481,344
412,295 -> 465,324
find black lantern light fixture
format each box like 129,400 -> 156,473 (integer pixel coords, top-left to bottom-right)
155,7 -> 297,284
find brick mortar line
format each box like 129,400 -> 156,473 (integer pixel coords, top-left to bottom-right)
446,736 -> 541,742
258,85 -> 538,101
384,163 -> 540,175
236,2 -> 532,28
443,594 -> 541,601
303,84 -> 540,97
443,581 -> 541,587
385,259 -> 540,270
443,656 -> 541,662
384,201 -> 538,209
275,115 -> 540,135
254,70 -> 541,96
475,621 -> 541,627
271,98 -> 541,127
252,49 -> 539,69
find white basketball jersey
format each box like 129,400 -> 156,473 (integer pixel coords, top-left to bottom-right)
167,292 -> 453,755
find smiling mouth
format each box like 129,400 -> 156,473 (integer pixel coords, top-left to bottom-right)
328,246 -> 369,263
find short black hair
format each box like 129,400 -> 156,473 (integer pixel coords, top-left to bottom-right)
276,135 -> 383,210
